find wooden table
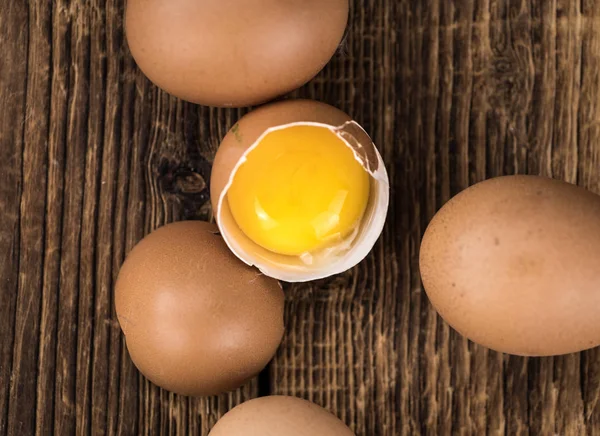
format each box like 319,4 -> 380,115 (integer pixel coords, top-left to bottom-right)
1,1 -> 600,435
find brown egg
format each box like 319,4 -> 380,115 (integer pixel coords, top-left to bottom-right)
420,176 -> 600,356
126,0 -> 349,107
208,396 -> 355,436
115,221 -> 285,396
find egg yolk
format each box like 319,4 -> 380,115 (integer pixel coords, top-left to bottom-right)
227,125 -> 371,256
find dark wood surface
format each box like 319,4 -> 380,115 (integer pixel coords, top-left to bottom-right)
1,1 -> 600,435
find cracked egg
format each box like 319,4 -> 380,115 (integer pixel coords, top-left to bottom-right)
211,99 -> 389,282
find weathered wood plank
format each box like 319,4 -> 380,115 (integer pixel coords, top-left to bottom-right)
0,2 -> 28,435
7,1 -> 52,435
91,0 -> 122,433
34,0 -> 69,433
52,1 -> 92,434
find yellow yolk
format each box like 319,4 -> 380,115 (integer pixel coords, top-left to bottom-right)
227,125 -> 371,256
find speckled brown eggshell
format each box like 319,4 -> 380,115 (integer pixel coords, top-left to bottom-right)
419,175 -> 600,356
115,221 -> 285,396
208,396 -> 355,436
126,0 -> 349,107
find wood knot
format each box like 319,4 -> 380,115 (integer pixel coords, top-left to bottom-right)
160,164 -> 207,195
158,158 -> 212,219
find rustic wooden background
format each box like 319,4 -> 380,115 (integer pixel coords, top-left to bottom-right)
1,0 -> 600,435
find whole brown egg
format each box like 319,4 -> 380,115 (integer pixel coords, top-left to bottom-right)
126,0 -> 349,107
420,176 -> 600,356
115,221 -> 285,396
208,396 -> 355,436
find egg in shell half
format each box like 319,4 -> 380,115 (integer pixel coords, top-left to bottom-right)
210,99 -> 389,282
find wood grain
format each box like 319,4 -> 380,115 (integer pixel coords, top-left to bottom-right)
0,1 -> 599,435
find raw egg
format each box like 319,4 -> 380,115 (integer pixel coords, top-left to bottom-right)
125,0 -> 349,107
115,221 -> 285,396
208,396 -> 355,436
210,99 -> 390,282
420,175 -> 600,356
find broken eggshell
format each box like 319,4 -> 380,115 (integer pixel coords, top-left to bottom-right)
210,99 -> 390,282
